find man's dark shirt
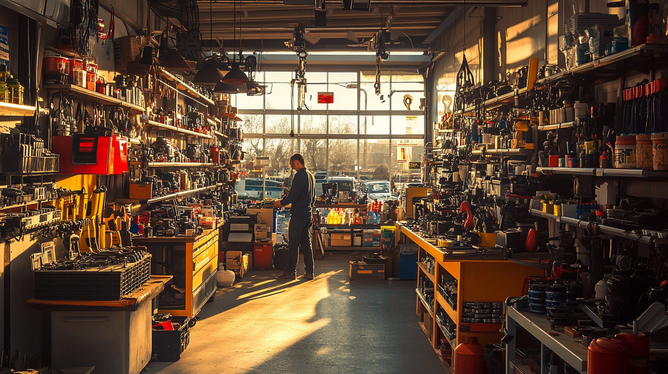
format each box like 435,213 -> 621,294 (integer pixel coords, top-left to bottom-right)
280,168 -> 315,217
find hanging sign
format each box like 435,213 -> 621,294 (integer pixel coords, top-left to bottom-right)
317,92 -> 334,104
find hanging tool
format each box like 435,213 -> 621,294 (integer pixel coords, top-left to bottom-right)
80,185 -> 106,252
460,200 -> 474,231
454,54 -> 475,112
101,203 -> 125,248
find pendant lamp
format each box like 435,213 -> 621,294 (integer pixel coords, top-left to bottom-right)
223,0 -> 248,85
192,0 -> 228,86
214,80 -> 240,94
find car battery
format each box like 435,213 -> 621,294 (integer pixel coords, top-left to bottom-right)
495,228 -> 522,251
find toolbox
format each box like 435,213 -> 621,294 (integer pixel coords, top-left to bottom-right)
129,182 -> 153,200
53,135 -> 115,175
349,261 -> 385,280
152,316 -> 191,362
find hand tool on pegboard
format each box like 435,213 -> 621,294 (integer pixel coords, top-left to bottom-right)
80,185 -> 106,252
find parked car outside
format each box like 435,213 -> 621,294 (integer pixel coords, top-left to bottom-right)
363,180 -> 396,201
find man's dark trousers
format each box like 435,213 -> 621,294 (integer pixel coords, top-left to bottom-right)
285,213 -> 314,275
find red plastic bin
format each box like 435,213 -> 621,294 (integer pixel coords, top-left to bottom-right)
254,242 -> 274,270
53,135 -> 115,175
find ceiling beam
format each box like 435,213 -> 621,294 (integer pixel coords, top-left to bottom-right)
421,6 -> 463,45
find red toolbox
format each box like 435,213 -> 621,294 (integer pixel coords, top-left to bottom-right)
253,241 -> 273,270
53,135 -> 128,174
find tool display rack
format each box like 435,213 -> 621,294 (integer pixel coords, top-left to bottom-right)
133,224 -> 221,319
505,302 -> 588,374
397,224 -> 543,372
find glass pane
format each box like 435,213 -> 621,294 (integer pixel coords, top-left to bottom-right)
392,139 -> 424,185
265,138 -> 296,176
329,115 -> 357,134
266,114 -> 292,134
328,72 -> 358,111
299,137 -> 327,171
238,138 -> 262,177
360,71 -> 390,110
304,83 -> 327,110
391,115 -> 425,135
363,116 -> 389,135
240,114 -> 263,134
390,81 -> 424,111
265,72 -> 293,109
328,139 -> 358,178
360,139 -> 390,182
300,115 -> 327,134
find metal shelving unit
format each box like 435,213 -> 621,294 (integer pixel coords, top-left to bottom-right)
142,119 -> 213,139
537,166 -> 668,178
44,84 -> 145,112
157,68 -> 215,106
148,162 -> 216,168
143,184 -> 219,204
530,209 -> 653,244
506,305 -> 587,373
0,102 -> 37,116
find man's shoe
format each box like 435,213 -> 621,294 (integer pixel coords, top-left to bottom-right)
276,272 -> 296,280
299,273 -> 314,280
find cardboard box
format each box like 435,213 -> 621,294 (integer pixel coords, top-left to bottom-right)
254,223 -> 268,240
129,182 -> 152,200
330,233 -> 351,247
423,311 -> 433,339
349,261 -> 385,280
226,251 -> 249,278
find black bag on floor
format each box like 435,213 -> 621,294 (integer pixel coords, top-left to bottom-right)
273,243 -> 289,270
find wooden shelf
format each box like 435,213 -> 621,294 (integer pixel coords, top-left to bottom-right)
158,68 -> 215,106
142,119 -> 213,139
148,162 -> 216,168
471,148 -> 533,157
44,84 -> 145,112
0,101 -> 36,116
538,121 -> 576,131
418,262 -> 435,283
436,292 -> 458,325
416,288 -> 434,317
213,130 -> 229,139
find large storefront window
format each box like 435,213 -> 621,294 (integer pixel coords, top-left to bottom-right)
235,70 -> 424,193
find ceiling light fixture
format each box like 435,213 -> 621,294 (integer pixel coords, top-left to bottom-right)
193,0 -> 228,86
222,0 -> 248,85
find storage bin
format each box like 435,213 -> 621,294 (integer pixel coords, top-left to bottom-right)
152,316 -> 191,362
253,242 -> 273,269
51,298 -> 152,374
349,261 -> 385,280
399,244 -> 418,280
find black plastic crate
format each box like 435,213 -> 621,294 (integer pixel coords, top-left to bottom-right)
152,316 -> 191,362
34,253 -> 151,300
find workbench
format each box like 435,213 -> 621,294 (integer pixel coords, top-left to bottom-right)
132,223 -> 221,318
396,223 -> 544,371
28,276 -> 171,374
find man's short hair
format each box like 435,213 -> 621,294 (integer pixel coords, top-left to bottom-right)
290,153 -> 305,165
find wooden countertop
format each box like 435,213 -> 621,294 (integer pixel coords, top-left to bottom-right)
132,221 -> 223,244
28,275 -> 172,311
397,223 -> 549,263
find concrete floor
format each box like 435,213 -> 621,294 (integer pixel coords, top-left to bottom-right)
143,252 -> 446,374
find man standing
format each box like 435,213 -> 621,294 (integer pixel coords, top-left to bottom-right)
273,154 -> 316,280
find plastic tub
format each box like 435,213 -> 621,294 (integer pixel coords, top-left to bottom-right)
615,135 -> 637,168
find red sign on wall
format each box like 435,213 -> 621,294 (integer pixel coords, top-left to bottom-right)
317,92 -> 334,104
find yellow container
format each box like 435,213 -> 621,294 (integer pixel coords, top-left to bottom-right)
553,204 -> 562,216
476,232 -> 497,247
